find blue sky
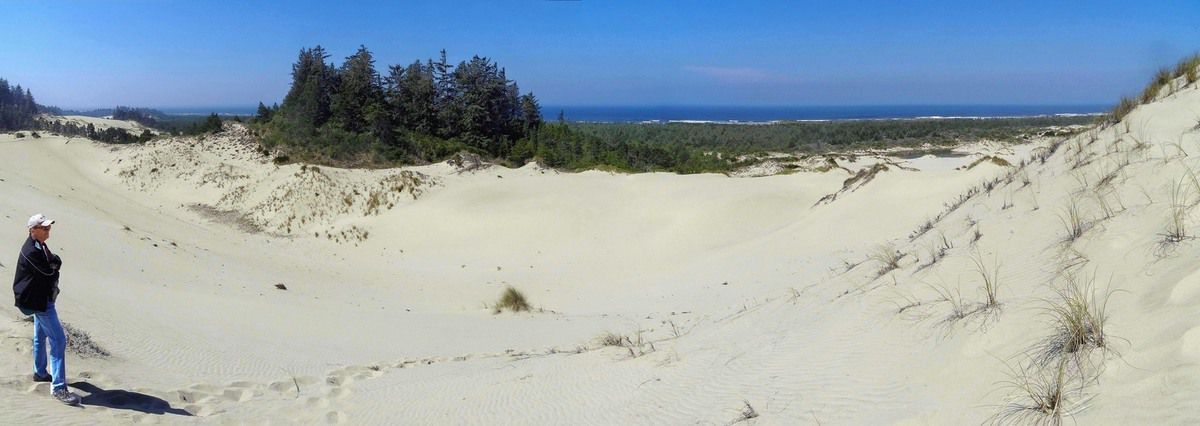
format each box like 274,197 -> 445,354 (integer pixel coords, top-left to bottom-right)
2,1 -> 1198,109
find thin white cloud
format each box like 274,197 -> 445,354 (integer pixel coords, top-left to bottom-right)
683,66 -> 802,84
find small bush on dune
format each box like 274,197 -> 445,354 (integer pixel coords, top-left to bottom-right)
493,286 -> 530,313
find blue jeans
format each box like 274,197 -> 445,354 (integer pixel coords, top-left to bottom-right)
32,303 -> 67,392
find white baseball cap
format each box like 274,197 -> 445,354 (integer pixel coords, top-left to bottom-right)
27,214 -> 55,229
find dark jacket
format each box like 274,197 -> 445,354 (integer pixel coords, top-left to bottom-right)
13,236 -> 61,313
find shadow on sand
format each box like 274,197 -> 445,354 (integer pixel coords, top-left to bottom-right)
70,381 -> 192,416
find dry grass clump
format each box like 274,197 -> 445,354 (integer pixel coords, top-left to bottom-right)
1103,53 -> 1200,126
920,252 -> 1002,331
1033,274 -> 1119,367
15,317 -> 109,356
598,332 -> 625,347
926,281 -> 970,326
992,356 -> 1094,426
1162,178 -> 1191,244
959,155 -> 1013,171
908,217 -> 935,241
1140,67 -> 1174,104
992,273 -> 1117,424
1103,97 -> 1138,128
597,330 -> 655,358
1156,175 -> 1197,257
493,286 -> 531,313
814,162 -> 890,205
1176,53 -> 1200,85
1057,199 -> 1088,244
730,400 -> 759,424
972,252 -> 1001,311
63,321 -> 110,358
869,244 -> 904,277
918,232 -> 953,271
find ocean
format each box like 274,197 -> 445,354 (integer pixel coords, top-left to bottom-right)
542,104 -> 1108,123
157,104 -> 1110,123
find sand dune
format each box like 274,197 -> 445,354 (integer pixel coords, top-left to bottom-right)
1,75 -> 1199,424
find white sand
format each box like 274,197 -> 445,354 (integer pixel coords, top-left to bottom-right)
0,77 -> 1199,424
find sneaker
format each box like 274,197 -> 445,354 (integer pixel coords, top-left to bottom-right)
51,388 -> 79,405
32,373 -> 51,383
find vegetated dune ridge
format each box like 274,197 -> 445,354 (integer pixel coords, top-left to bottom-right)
0,78 -> 1195,424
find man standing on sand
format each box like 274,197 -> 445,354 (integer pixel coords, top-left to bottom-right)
13,214 -> 80,405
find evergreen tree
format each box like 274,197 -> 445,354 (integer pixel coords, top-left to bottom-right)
331,45 -> 384,134
0,78 -> 38,131
520,93 -> 542,133
386,61 -> 437,135
432,49 -> 460,138
254,102 -> 274,123
280,46 -> 336,130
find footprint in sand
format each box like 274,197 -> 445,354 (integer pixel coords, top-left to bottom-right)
325,410 -> 346,424
0,377 -> 31,393
220,381 -> 264,402
326,387 -> 351,400
27,382 -> 52,394
1169,269 -> 1200,305
305,396 -> 330,409
1180,326 -> 1200,360
221,388 -> 256,402
268,375 -> 317,396
77,370 -> 115,384
175,388 -> 219,405
182,403 -> 218,416
325,375 -> 346,387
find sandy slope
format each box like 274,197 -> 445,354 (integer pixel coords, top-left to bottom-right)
0,76 -> 1198,424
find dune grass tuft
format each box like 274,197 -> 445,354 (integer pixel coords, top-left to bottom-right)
1158,176 -> 1193,253
1140,67 -> 1174,104
993,356 -> 1093,426
1176,53 -> 1200,85
494,286 -> 531,313
971,252 -> 1001,310
598,332 -> 625,347
1104,97 -> 1138,127
1057,199 -> 1087,244
1033,274 -> 1118,367
597,330 -> 655,358
869,244 -> 904,277
919,232 -> 953,271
